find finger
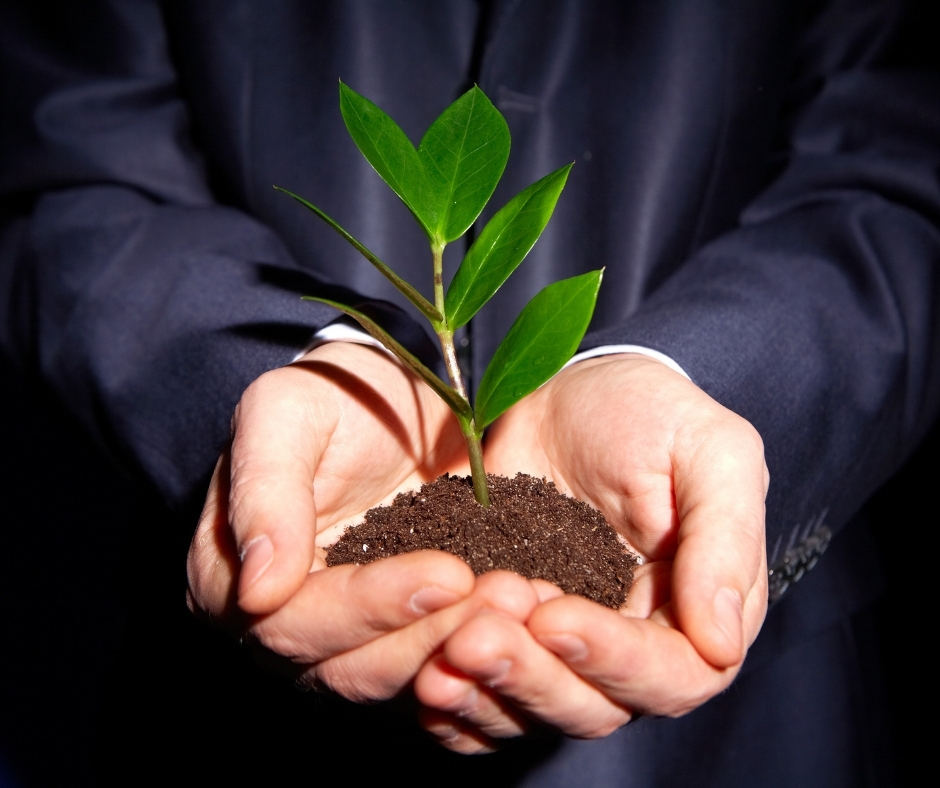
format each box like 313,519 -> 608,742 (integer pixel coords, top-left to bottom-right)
250,551 -> 475,667
672,416 -> 769,667
415,654 -> 530,740
310,570 -> 538,702
187,450 -> 242,627
529,595 -> 737,717
418,706 -> 500,755
417,659 -> 529,753
530,579 -> 565,603
227,369 -> 335,614
418,612 -> 631,739
620,559 -> 672,619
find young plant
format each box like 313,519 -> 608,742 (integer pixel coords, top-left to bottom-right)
277,82 -> 601,506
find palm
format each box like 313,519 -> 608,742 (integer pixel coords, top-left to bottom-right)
484,354 -> 686,562
287,347 -> 469,555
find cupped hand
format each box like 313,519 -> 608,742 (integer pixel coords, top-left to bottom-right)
413,354 -> 769,752
187,341 -> 482,700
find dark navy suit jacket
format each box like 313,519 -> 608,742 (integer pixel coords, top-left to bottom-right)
1,1 -> 938,784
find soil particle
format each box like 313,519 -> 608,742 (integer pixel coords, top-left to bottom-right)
326,473 -> 637,609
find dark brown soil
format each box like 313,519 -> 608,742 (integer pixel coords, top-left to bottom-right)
327,473 -> 637,609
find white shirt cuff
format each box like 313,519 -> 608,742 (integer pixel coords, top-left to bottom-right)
563,345 -> 691,380
296,327 -> 690,383
291,322 -> 396,362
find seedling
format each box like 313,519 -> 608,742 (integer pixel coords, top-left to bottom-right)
277,82 -> 601,506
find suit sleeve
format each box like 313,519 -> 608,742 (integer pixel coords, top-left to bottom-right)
0,1 -> 427,507
585,51 -> 940,559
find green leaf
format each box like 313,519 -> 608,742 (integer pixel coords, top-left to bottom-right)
302,297 -> 472,424
276,186 -> 442,324
445,164 -> 572,329
339,81 -> 438,239
419,86 -> 510,243
474,269 -> 603,431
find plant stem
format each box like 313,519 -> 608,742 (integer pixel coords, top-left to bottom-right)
463,420 -> 490,506
433,243 -> 491,507
432,244 -> 446,318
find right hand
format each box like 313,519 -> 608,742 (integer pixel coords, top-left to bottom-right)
412,354 -> 769,752
187,341 -> 489,700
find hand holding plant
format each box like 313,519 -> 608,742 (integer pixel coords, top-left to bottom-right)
188,84 -> 769,752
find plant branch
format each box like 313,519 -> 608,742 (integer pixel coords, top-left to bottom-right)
462,422 -> 490,506
302,297 -> 472,421
432,243 -> 446,318
434,243 -> 490,506
278,186 -> 443,324
437,325 -> 489,505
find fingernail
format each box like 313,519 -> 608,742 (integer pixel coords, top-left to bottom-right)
536,633 -> 589,663
713,586 -> 743,656
409,585 -> 462,615
476,659 -> 512,687
239,535 -> 274,592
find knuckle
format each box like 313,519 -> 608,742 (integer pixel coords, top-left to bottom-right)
234,367 -> 315,431
185,588 -> 198,615
660,673 -> 734,718
474,571 -> 537,615
662,694 -> 713,718
185,549 -> 227,617
234,377 -> 266,420
249,617 -> 306,662
738,418 -> 765,454
184,558 -> 206,605
576,710 -> 632,739
227,462 -> 283,529
728,419 -> 765,466
313,660 -> 384,703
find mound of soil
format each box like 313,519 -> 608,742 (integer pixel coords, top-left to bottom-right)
327,473 -> 637,609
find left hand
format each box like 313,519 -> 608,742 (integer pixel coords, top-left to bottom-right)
187,342 -> 478,701
412,354 -> 769,753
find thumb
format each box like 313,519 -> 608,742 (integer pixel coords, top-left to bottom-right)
671,415 -> 769,668
229,373 -> 333,615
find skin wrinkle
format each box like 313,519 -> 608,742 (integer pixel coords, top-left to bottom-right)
297,382 -> 338,456
525,592 -> 738,717
555,419 -> 677,558
407,358 -> 431,465
312,659 -> 380,703
255,604 -> 346,668
292,349 -> 464,527
543,357 -> 684,536
675,445 -> 767,573
315,614 -> 439,700
227,464 -> 307,548
456,694 -> 530,739
257,556 -> 481,700
448,622 -> 632,738
620,560 -> 673,620
294,358 -> 416,460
